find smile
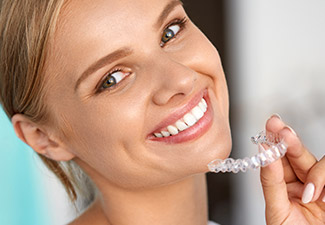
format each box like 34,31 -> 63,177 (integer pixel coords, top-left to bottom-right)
153,98 -> 208,138
148,89 -> 213,144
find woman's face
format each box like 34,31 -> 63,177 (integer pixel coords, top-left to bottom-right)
46,0 -> 231,189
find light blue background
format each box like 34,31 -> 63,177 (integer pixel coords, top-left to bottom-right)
0,108 -> 48,225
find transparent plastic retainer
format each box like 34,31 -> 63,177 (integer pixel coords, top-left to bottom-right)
208,131 -> 288,173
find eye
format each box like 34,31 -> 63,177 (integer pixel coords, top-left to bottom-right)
100,69 -> 130,91
161,24 -> 180,44
160,17 -> 187,46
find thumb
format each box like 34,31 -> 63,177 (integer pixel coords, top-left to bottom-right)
260,158 -> 291,224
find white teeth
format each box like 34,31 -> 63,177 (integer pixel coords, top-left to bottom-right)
161,131 -> 171,137
153,97 -> 208,138
167,125 -> 179,135
175,120 -> 188,131
183,113 -> 197,126
198,102 -> 207,112
201,98 -> 207,108
191,106 -> 204,120
154,133 -> 163,138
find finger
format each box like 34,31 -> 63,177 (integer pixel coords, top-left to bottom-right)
260,157 -> 291,222
282,156 -> 297,183
265,115 -> 296,183
321,188 -> 325,204
302,156 -> 325,203
265,114 -> 317,182
279,126 -> 317,183
286,182 -> 304,200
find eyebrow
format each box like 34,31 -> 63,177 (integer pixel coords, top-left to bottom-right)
75,0 -> 183,92
75,48 -> 133,91
155,0 -> 183,29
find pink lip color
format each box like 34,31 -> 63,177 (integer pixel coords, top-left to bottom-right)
147,89 -> 213,144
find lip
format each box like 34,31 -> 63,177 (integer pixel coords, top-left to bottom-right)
147,89 -> 213,143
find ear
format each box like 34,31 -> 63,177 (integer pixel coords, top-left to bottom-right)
11,114 -> 75,161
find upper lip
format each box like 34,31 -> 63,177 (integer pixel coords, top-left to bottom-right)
149,89 -> 207,135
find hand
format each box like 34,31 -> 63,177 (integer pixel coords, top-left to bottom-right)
260,115 -> 325,225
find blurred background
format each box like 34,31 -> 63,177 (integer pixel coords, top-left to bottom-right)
1,0 -> 324,224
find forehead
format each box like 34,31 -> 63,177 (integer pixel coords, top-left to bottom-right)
56,0 -> 159,48
62,0 -> 160,30
56,0 -> 176,45
50,0 -> 178,78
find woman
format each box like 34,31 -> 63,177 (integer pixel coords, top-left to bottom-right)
0,0 -> 324,224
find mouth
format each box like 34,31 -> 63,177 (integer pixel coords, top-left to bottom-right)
147,89 -> 213,143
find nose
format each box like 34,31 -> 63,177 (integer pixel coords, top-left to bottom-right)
150,54 -> 197,106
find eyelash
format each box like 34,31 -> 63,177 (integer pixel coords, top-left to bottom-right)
160,16 -> 188,47
97,17 -> 188,94
96,67 -> 128,93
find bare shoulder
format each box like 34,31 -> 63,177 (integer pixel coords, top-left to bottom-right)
67,199 -> 109,225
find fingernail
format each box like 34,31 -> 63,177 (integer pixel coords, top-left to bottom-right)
270,113 -> 282,120
322,195 -> 325,203
302,183 -> 315,204
284,125 -> 297,136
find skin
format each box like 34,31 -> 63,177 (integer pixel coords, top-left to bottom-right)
261,116 -> 325,224
10,0 -> 324,224
14,0 -> 232,224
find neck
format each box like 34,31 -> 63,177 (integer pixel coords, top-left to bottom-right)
95,174 -> 208,225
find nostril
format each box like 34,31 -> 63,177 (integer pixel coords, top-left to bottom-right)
152,91 -> 185,106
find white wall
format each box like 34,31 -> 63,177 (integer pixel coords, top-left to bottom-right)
226,0 -> 325,224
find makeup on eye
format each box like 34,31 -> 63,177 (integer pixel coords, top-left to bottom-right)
97,68 -> 131,93
160,17 -> 188,47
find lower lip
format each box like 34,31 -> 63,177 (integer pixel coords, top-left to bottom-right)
148,93 -> 213,144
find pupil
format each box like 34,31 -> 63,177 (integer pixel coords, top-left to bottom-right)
107,76 -> 116,85
162,28 -> 175,43
103,76 -> 116,88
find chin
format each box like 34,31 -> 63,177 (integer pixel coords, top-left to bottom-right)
196,134 -> 232,174
173,128 -> 232,176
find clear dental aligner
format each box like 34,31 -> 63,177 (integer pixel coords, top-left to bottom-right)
208,130 -> 288,173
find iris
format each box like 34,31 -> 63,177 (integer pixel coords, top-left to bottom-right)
102,76 -> 116,89
161,28 -> 175,43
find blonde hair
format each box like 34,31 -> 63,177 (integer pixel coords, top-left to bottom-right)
0,0 -> 94,206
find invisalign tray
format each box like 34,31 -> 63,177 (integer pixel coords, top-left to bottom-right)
208,131 -> 287,173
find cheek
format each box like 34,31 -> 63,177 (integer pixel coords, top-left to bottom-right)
185,26 -> 229,111
177,25 -> 229,109
58,97 -> 157,187
69,102 -> 143,156
180,25 -> 223,79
